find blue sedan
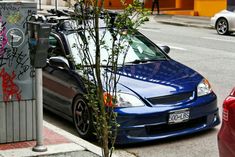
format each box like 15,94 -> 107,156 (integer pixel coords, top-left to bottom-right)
43,19 -> 220,144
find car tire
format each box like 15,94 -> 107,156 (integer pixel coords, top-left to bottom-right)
73,96 -> 94,139
216,18 -> 230,35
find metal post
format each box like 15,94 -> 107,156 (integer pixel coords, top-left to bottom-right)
33,69 -> 47,152
39,0 -> 42,10
55,0 -> 58,11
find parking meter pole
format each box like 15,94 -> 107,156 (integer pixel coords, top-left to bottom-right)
28,17 -> 51,152
39,0 -> 42,11
55,0 -> 58,11
33,69 -> 47,152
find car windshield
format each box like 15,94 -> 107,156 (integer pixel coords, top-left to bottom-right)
67,29 -> 167,66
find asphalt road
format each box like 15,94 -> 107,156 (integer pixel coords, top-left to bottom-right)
44,17 -> 235,157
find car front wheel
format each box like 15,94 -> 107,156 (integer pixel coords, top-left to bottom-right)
216,18 -> 230,35
73,96 -> 94,139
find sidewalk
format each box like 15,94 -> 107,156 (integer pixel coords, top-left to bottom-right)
153,14 -> 212,29
0,121 -> 98,157
0,121 -> 135,157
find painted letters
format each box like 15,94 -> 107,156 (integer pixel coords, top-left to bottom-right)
0,68 -> 21,101
0,16 -> 8,56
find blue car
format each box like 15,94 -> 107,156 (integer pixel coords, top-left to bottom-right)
43,15 -> 220,145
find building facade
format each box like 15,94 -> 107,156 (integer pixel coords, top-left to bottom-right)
39,0 -> 234,17
102,0 -> 235,17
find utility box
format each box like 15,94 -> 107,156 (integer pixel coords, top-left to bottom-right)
0,2 -> 37,143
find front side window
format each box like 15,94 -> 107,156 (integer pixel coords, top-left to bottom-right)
48,35 -> 65,57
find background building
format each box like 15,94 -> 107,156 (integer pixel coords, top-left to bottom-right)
38,0 -> 234,17
102,0 -> 230,17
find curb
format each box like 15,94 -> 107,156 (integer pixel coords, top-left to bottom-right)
156,20 -> 213,29
0,143 -> 93,157
152,15 -> 213,29
43,121 -> 137,157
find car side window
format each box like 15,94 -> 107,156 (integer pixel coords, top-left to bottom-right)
48,35 -> 65,57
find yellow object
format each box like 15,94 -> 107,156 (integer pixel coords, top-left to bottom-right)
101,0 -> 227,17
194,0 -> 226,17
175,0 -> 194,9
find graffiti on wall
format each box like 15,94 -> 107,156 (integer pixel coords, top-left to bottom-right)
0,3 -> 22,26
0,68 -> 21,101
0,16 -> 8,56
0,48 -> 31,80
7,12 -> 22,25
0,3 -> 36,102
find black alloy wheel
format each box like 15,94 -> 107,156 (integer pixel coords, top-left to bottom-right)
216,18 -> 230,35
73,96 -> 93,139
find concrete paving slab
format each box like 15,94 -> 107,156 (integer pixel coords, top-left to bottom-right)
0,143 -> 86,157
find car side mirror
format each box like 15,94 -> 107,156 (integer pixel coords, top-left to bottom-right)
160,46 -> 170,54
48,56 -> 70,70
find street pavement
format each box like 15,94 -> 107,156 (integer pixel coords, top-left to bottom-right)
0,5 -> 213,157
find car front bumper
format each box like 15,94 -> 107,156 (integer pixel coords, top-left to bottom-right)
115,94 -> 220,144
210,16 -> 216,28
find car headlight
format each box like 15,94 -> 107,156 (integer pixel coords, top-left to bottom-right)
197,79 -> 212,97
116,92 -> 145,107
104,92 -> 145,107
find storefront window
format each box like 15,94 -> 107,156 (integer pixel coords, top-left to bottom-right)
227,0 -> 235,11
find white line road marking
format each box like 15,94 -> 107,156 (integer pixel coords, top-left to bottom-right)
139,28 -> 160,33
169,46 -> 187,51
202,37 -> 235,43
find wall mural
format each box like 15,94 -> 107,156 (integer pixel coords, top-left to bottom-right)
0,2 -> 36,102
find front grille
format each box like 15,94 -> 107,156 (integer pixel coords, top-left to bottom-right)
146,116 -> 207,135
147,92 -> 193,105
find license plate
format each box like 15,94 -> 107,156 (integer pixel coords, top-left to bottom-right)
168,108 -> 190,124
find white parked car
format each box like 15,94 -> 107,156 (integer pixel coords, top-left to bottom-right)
211,9 -> 235,35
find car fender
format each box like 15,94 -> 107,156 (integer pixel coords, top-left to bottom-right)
214,10 -> 235,32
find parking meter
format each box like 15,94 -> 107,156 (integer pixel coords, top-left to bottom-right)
27,15 -> 51,152
27,16 -> 51,68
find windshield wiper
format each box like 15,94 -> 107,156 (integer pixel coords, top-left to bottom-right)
129,59 -> 148,64
128,58 -> 166,64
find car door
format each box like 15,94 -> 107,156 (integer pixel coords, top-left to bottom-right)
43,33 -> 78,117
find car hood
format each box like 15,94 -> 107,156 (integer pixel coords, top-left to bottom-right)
115,60 -> 203,98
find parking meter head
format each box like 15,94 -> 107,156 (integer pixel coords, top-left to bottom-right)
28,17 -> 51,68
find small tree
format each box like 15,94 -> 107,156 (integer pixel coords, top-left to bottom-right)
69,0 -> 149,156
